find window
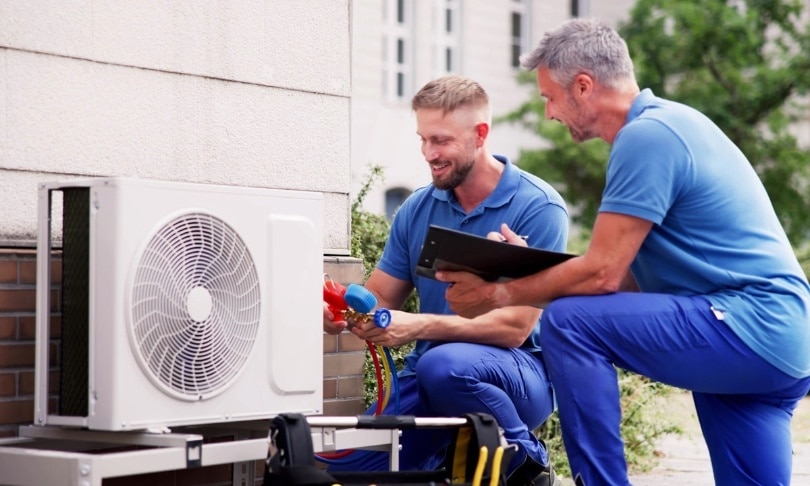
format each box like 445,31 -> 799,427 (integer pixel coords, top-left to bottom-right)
510,0 -> 529,68
433,0 -> 460,76
385,188 -> 412,221
383,0 -> 414,101
571,0 -> 590,17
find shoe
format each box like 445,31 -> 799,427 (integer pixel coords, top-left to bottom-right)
506,455 -> 560,486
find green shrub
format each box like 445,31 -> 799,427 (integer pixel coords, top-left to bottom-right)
349,165 -> 416,406
537,372 -> 681,477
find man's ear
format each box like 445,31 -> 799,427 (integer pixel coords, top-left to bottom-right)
573,73 -> 594,98
475,122 -> 489,146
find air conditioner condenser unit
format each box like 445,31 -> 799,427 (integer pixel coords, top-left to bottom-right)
34,177 -> 324,431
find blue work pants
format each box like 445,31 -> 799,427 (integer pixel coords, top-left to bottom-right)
540,293 -> 810,486
327,342 -> 555,474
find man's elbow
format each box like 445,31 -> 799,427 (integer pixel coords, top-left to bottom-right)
503,325 -> 535,348
592,269 -> 625,294
503,335 -> 528,348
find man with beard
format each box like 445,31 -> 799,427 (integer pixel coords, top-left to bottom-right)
323,75 -> 568,486
439,19 -> 810,486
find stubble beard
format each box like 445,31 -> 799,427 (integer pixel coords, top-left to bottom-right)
565,96 -> 596,143
432,157 -> 475,191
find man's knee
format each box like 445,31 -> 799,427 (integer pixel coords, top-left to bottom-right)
415,343 -> 493,395
539,297 -> 578,346
415,344 -> 461,387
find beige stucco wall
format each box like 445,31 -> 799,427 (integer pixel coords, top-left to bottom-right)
0,1 -> 351,253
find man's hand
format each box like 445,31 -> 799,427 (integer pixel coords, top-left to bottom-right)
350,310 -> 420,347
323,302 -> 349,335
428,223 -> 522,317
486,222 -> 529,247
435,270 -> 507,318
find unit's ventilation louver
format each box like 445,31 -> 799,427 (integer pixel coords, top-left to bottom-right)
129,213 -> 261,401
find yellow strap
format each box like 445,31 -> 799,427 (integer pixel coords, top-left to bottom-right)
451,425 -> 473,482
488,446 -> 504,486
471,446 -> 488,486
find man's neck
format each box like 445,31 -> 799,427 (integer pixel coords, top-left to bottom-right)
597,86 -> 640,144
453,154 -> 505,213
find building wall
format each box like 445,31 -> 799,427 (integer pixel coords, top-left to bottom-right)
0,250 -> 51,437
0,3 -> 365,483
0,1 -> 352,253
350,0 -> 634,216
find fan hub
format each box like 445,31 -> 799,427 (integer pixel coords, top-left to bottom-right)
187,286 -> 213,322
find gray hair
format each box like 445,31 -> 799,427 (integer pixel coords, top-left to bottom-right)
411,75 -> 490,117
520,18 -> 636,90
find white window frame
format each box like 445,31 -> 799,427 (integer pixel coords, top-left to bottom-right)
571,0 -> 590,18
383,0 -> 415,102
510,0 -> 530,69
433,0 -> 461,76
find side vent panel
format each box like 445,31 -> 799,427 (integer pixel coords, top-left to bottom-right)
60,188 -> 90,417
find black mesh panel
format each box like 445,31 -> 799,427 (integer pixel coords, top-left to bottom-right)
59,188 -> 89,417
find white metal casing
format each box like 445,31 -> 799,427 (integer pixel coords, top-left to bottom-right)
35,177 -> 324,431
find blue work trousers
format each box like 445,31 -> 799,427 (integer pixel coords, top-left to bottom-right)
540,293 -> 810,486
327,342 -> 555,474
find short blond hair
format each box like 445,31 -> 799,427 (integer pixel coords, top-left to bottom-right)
411,75 -> 490,120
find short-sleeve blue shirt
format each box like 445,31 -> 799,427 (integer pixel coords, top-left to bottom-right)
601,89 -> 810,378
378,155 -> 569,376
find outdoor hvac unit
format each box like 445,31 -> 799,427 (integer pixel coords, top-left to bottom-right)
34,178 -> 324,431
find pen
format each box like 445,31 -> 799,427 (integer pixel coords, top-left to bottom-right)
494,233 -> 530,242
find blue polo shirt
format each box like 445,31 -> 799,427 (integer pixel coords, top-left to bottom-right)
601,89 -> 810,378
377,155 -> 569,376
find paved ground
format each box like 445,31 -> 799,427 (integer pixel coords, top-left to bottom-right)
560,390 -> 810,485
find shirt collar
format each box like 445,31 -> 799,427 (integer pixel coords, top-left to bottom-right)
626,88 -> 656,124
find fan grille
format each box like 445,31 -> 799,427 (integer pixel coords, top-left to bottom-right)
130,213 -> 261,400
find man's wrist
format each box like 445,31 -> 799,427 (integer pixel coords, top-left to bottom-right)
496,280 -> 516,308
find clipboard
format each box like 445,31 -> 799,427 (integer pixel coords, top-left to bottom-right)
415,225 -> 575,282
